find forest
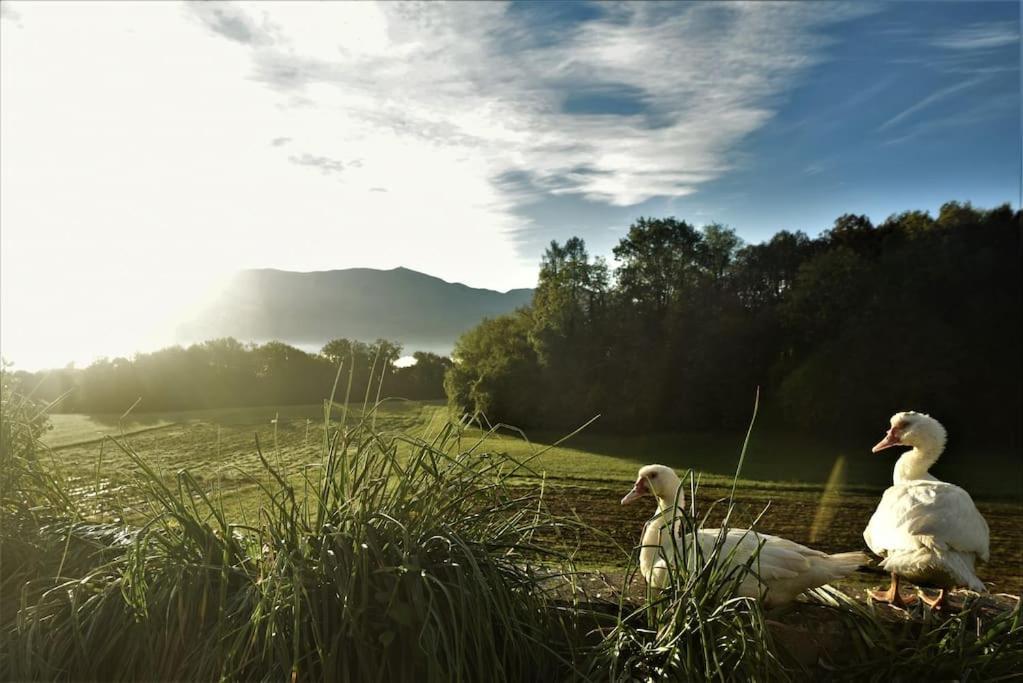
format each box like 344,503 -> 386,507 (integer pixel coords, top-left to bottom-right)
446,201 -> 1021,446
11,339 -> 451,412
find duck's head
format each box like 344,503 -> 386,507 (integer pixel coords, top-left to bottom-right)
621,464 -> 683,506
872,411 -> 947,454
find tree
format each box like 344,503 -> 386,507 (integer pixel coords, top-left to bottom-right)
936,201 -> 981,229
445,312 -> 541,425
321,338 -> 369,366
697,223 -> 743,282
733,230 -> 815,308
393,352 -> 452,399
532,238 -> 608,359
612,217 -> 702,311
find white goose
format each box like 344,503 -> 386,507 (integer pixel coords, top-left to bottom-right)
621,464 -> 865,607
863,411 -> 989,609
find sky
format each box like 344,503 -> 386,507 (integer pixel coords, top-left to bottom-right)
1,1 -> 1019,370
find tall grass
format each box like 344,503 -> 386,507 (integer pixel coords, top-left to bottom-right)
809,587 -> 1022,680
1,371 -> 91,645
591,472 -> 787,680
1,372 -> 588,681
591,393 -> 789,680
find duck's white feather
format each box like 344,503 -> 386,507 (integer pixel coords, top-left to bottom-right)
626,464 -> 864,606
864,480 -> 989,591
863,411 -> 990,593
641,516 -> 864,607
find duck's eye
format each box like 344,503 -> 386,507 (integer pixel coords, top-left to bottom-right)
649,472 -> 658,479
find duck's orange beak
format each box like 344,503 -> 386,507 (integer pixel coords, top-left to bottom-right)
621,477 -> 648,505
872,427 -> 902,453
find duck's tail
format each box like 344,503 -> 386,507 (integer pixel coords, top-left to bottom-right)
941,549 -> 986,592
821,551 -> 869,581
880,546 -> 986,592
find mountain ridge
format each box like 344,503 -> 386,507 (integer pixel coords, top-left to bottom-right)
175,266 -> 535,356
240,266 -> 534,296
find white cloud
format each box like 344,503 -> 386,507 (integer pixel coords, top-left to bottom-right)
932,21 -> 1019,50
1,1 -> 868,368
878,77 -> 988,131
213,2 -> 870,206
881,91 -> 1018,146
0,1 -> 20,22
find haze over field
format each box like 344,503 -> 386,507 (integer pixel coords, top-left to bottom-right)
1,1 -> 1018,370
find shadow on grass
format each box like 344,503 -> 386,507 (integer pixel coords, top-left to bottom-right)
513,426 -> 1022,499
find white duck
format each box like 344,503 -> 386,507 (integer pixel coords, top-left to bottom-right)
621,464 -> 866,607
863,411 -> 989,609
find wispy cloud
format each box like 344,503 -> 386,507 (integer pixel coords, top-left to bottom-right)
881,91 -> 1018,146
191,2 -> 874,207
932,21 -> 1019,50
188,1 -> 275,46
0,1 -> 21,23
288,153 -> 360,176
878,77 -> 987,131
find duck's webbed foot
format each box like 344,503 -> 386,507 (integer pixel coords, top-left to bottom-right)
919,588 -> 947,610
868,574 -> 917,609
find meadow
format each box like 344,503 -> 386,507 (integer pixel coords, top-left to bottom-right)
5,392 -> 1021,680
41,401 -> 1023,595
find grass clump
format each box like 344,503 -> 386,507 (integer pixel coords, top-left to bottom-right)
1,371 -> 92,645
807,587 -> 1023,680
1,373 -> 586,681
591,398 -> 788,680
593,497 -> 786,680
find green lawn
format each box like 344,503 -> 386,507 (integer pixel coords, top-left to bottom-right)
41,403 -> 342,448
45,400 -> 1021,498
499,428 -> 1022,499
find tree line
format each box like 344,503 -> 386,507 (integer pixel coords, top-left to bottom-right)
10,339 -> 451,414
445,202 -> 1021,446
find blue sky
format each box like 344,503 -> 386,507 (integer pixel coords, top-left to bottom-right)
502,1 -> 1020,256
1,1 -> 1019,368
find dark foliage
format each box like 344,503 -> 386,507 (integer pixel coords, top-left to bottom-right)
447,202 -> 1022,445
11,338 -> 450,413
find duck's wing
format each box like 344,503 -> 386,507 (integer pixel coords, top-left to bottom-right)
864,485 -> 911,556
751,533 -> 832,581
700,529 -> 822,581
865,482 -> 989,561
903,482 -> 990,561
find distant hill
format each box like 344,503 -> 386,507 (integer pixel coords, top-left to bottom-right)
175,267 -> 534,356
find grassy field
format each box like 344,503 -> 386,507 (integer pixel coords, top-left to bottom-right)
40,403 -> 344,448
42,401 -> 1023,595
9,397 -> 1022,679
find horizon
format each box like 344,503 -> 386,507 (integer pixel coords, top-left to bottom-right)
2,1 -> 1019,371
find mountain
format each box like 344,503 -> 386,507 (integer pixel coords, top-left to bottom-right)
175,267 -> 534,356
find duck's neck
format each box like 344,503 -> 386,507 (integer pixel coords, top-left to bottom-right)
893,444 -> 943,484
654,482 -> 685,516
